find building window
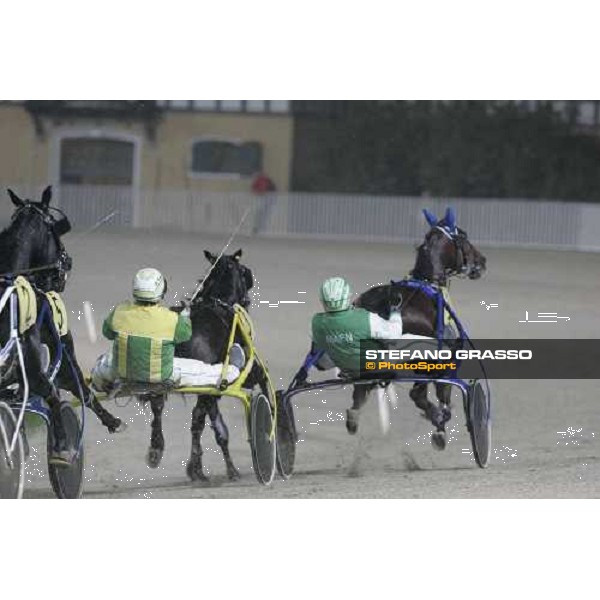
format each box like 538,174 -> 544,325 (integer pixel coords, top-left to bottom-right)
220,100 -> 243,112
268,100 -> 290,113
169,100 -> 191,110
60,138 -> 134,185
246,100 -> 266,112
193,100 -> 217,110
157,100 -> 290,113
190,139 -> 262,177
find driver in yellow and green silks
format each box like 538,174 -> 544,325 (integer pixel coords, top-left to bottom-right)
91,268 -> 245,392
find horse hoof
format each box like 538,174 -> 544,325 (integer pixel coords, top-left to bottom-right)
186,459 -> 209,482
227,466 -> 241,481
431,431 -> 447,451
108,419 -> 127,434
346,409 -> 359,435
146,447 -> 164,468
48,448 -> 77,467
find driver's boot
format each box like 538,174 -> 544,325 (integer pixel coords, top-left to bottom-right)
228,343 -> 246,369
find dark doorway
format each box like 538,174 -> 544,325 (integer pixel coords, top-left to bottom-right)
58,137 -> 135,227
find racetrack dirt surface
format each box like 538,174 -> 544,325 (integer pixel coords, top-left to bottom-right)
22,229 -> 600,498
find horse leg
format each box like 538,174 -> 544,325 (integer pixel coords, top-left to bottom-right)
57,355 -> 124,434
58,331 -> 124,433
410,382 -> 449,450
186,396 -> 209,481
433,324 -> 457,429
429,382 -> 452,450
145,394 -> 165,468
46,392 -> 77,463
22,328 -> 72,463
435,382 -> 452,421
37,379 -> 73,463
87,394 -> 126,433
206,397 -> 240,480
409,382 -> 447,429
346,383 -> 371,435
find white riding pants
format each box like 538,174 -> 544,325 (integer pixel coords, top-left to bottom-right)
91,352 -> 240,392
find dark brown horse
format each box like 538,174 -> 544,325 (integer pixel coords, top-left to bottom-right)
355,207 -> 487,448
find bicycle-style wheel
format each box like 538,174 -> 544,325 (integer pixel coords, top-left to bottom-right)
47,402 -> 84,499
275,390 -> 297,480
0,401 -> 24,499
249,392 -> 276,485
466,380 -> 491,468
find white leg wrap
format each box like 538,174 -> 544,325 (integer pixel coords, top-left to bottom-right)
91,351 -> 116,392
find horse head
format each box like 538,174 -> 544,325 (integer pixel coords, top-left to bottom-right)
412,207 -> 486,285
2,186 -> 73,291
200,248 -> 254,309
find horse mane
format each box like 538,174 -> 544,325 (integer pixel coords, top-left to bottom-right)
0,222 -> 17,254
197,271 -> 216,300
411,243 -> 432,281
0,214 -> 32,273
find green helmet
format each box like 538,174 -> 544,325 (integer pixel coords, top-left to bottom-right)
319,277 -> 352,312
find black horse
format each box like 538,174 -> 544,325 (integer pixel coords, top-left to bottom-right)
355,207 -> 487,446
168,248 -> 255,481
3,188 -> 122,436
0,188 -> 76,463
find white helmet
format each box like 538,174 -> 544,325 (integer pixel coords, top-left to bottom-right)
133,268 -> 166,303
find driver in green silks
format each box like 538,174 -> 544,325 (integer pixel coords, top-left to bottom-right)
310,276 -> 403,435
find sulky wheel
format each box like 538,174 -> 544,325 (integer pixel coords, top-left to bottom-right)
275,390 -> 297,480
466,380 -> 492,468
0,401 -> 24,499
250,392 -> 276,486
47,402 -> 84,499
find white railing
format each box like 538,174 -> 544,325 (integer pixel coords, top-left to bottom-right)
1,183 -> 599,251
136,189 -> 600,251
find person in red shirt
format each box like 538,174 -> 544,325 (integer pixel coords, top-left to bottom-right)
251,172 -> 276,194
251,172 -> 277,235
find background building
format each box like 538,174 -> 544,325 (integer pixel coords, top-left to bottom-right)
2,100 -> 600,250
0,100 -> 293,225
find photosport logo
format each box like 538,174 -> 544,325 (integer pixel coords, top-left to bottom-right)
360,339 -> 600,379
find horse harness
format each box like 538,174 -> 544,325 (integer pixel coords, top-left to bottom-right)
417,225 -> 471,281
192,297 -> 235,330
393,224 -> 469,313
